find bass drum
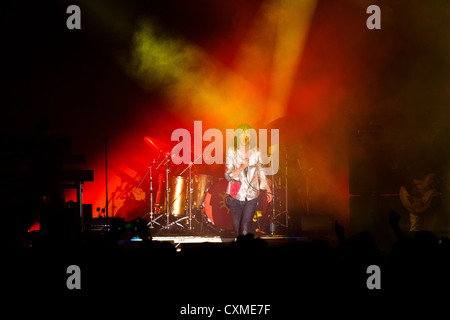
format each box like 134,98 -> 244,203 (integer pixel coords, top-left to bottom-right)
203,180 -> 234,231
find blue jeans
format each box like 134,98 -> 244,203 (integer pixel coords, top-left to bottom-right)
228,196 -> 257,236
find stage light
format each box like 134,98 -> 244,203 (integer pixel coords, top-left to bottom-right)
128,19 -> 266,127
127,1 -> 317,128
75,0 -> 352,228
236,0 -> 318,124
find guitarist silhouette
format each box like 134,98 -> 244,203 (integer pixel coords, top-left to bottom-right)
400,173 -> 441,231
398,123 -> 447,231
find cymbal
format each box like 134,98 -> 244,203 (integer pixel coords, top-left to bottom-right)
145,136 -> 187,168
144,136 -> 169,153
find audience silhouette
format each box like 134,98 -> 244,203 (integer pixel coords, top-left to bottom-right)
5,208 -> 450,315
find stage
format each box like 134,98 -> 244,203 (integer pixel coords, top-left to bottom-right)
151,235 -> 309,245
3,0 -> 450,316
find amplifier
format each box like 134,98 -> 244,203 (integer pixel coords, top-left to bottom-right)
89,217 -> 125,234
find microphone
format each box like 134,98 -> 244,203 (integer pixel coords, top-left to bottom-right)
243,158 -> 249,173
244,164 -> 256,173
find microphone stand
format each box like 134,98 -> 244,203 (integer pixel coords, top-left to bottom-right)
105,135 -> 109,219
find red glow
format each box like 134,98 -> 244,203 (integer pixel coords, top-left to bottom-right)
77,0 -> 361,231
28,221 -> 40,232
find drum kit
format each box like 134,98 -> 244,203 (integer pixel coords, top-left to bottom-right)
137,136 -> 289,236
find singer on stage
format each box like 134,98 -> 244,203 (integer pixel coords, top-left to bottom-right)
225,124 -> 273,236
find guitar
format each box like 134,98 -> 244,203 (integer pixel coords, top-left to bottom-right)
399,173 -> 441,214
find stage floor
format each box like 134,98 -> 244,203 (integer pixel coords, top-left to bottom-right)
150,234 -> 325,247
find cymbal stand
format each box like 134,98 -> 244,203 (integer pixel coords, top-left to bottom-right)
156,148 -> 209,233
178,161 -> 194,231
188,163 -> 193,230
269,168 -> 276,235
157,153 -> 189,232
305,167 -> 311,215
179,151 -> 207,231
270,148 -> 289,233
284,148 -> 289,226
137,156 -> 162,228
